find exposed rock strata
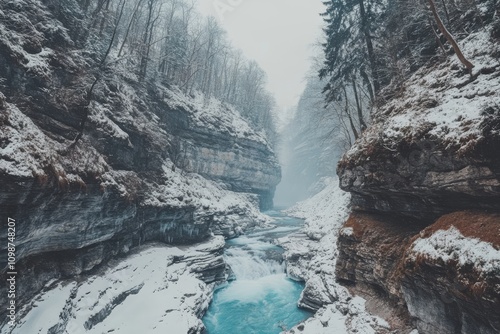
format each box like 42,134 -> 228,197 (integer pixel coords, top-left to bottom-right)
0,0 -> 279,323
338,30 -> 500,221
336,213 -> 427,329
2,237 -> 227,334
336,28 -> 500,333
159,101 -> 280,210
336,211 -> 500,333
401,212 -> 500,334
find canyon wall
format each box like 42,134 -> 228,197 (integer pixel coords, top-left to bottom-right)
336,28 -> 500,333
0,0 -> 280,322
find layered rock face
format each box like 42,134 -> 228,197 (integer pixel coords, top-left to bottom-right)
401,212 -> 500,334
0,0 -> 279,322
155,94 -> 280,210
5,237 -> 227,334
336,29 -> 500,333
338,30 -> 500,221
337,212 -> 500,333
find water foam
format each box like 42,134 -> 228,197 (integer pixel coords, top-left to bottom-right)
204,213 -> 311,333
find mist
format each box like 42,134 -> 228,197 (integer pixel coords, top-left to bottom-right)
274,72 -> 346,208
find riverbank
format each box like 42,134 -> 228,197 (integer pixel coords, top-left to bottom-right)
278,178 -> 401,334
203,211 -> 311,333
1,237 -> 226,334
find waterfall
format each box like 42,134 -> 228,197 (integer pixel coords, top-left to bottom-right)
204,213 -> 311,334
225,245 -> 284,280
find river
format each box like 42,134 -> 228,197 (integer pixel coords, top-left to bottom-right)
203,210 -> 312,333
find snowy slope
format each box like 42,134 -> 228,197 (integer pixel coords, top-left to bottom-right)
279,178 -> 393,334
2,237 -> 226,334
344,29 -> 500,165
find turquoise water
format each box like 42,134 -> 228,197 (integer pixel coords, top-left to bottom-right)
203,212 -> 312,333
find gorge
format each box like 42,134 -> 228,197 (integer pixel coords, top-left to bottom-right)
1,0 -> 500,333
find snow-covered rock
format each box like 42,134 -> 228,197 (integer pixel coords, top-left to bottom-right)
334,21 -> 500,334
338,28 -> 500,220
279,178 -> 396,334
1,237 -> 226,334
400,212 -> 500,334
0,0 -> 279,322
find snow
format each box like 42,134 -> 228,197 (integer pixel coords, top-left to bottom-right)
340,227 -> 354,237
279,178 -> 394,334
89,103 -> 131,142
280,177 -> 349,282
286,305 -> 347,334
286,177 -> 350,242
23,47 -> 52,71
410,227 -> 500,273
278,178 -> 349,284
344,29 -> 500,160
142,160 -> 271,226
6,282 -> 77,334
0,103 -> 62,178
161,87 -> 270,147
3,237 -> 226,334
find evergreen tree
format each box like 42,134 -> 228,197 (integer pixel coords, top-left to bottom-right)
319,0 -> 385,105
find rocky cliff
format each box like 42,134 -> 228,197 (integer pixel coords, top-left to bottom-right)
336,27 -> 500,333
0,0 -> 280,323
5,237 -> 227,334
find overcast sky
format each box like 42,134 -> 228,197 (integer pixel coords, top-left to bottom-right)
196,0 -> 325,112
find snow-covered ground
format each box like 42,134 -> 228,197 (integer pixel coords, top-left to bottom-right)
163,88 -> 270,147
1,237 -> 226,334
410,226 -> 500,274
279,178 -> 394,334
344,28 -> 500,164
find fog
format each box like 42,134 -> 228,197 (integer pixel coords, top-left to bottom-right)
274,74 -> 345,208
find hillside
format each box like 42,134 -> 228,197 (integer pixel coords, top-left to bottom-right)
0,0 -> 280,327
335,25 -> 500,333
283,16 -> 500,334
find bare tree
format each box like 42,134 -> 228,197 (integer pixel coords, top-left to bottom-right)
67,0 -> 126,150
118,0 -> 143,57
427,0 -> 474,72
139,0 -> 163,82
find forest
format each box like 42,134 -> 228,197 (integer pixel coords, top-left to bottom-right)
318,0 -> 499,145
20,0 -> 278,144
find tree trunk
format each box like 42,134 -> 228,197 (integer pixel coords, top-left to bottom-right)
360,69 -> 374,103
118,0 -> 142,58
358,0 -> 380,93
427,0 -> 474,72
352,80 -> 367,132
343,86 -> 359,140
440,0 -> 451,25
139,0 -> 154,82
427,16 -> 447,55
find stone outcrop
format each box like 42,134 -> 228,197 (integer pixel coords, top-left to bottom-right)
336,212 -> 500,333
336,213 -> 429,329
6,237 -> 227,334
156,97 -> 280,211
337,27 -> 500,221
336,27 -> 500,333
401,212 -> 500,334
